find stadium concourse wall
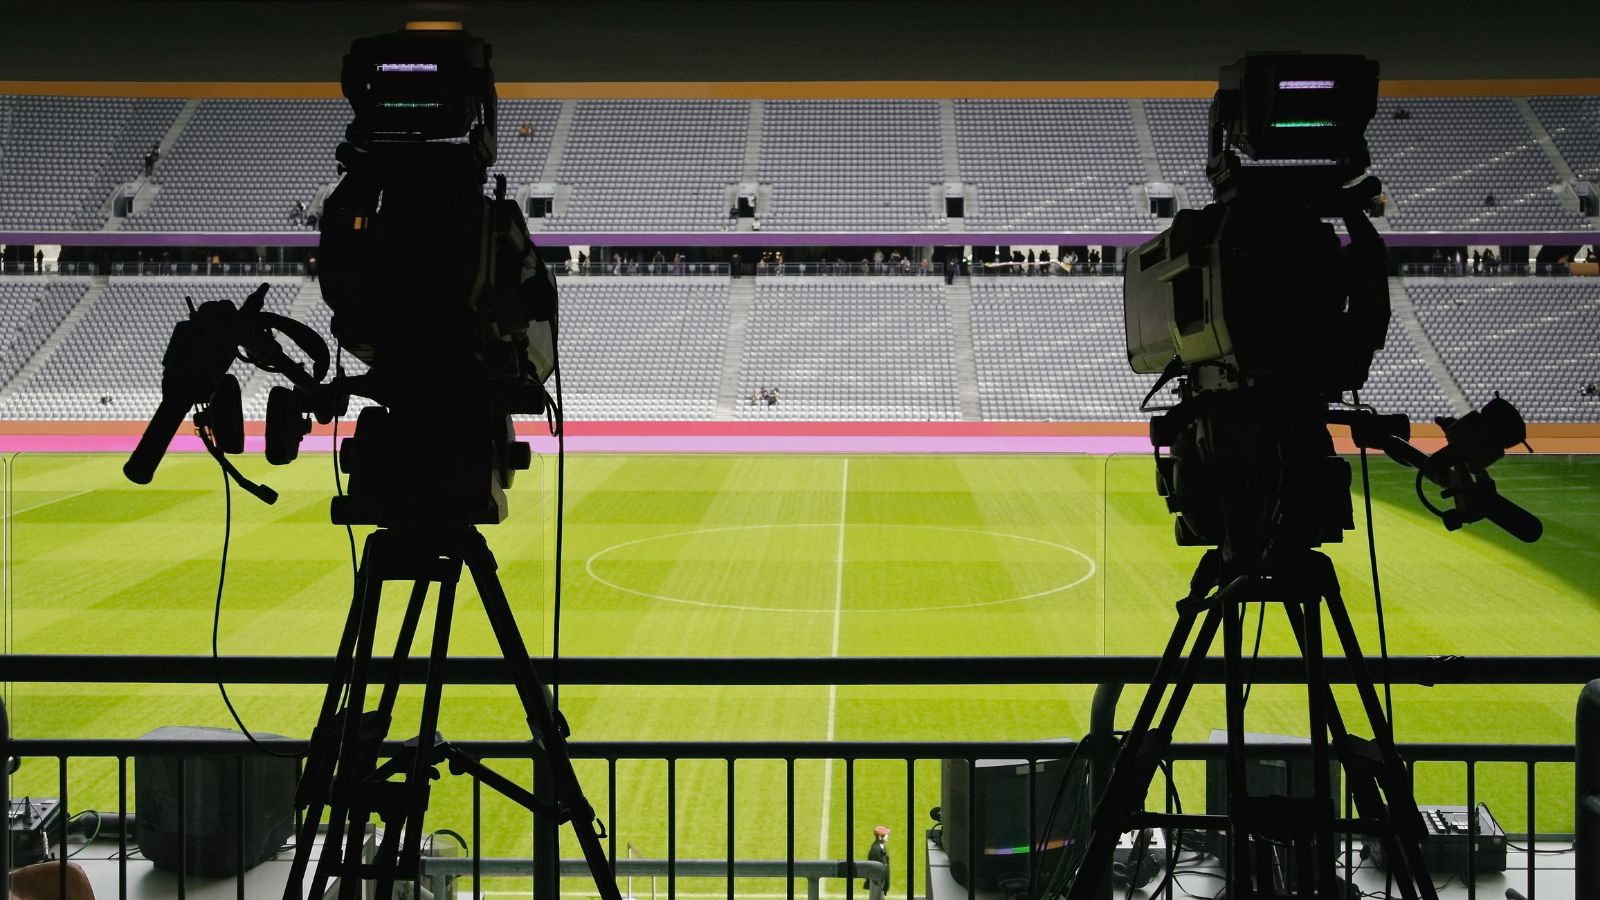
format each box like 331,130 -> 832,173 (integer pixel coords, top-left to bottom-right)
3,420 -> 1600,456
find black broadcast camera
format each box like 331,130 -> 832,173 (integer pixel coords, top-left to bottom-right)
1121,54 -> 1539,557
125,23 -> 560,528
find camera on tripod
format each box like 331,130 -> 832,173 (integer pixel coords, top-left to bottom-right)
1121,53 -> 1538,553
125,22 -> 561,529
123,24 -> 621,900
1056,55 -> 1544,900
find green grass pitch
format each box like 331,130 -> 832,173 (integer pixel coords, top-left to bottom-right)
4,450 -> 1597,896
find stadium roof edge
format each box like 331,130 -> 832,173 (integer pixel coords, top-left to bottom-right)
4,78 -> 1600,99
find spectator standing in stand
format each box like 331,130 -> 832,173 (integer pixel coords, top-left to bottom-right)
34,249 -> 44,273
1088,248 -> 1101,272
774,250 -> 784,274
731,252 -> 741,278
143,145 -> 160,177
1038,248 -> 1051,275
1026,249 -> 1036,275
577,251 -> 587,273
1472,250 -> 1482,274
873,248 -> 885,273
652,250 -> 666,273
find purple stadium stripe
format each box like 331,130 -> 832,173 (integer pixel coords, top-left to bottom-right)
2,230 -> 1594,248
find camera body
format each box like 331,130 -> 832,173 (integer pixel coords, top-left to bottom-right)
1122,55 -> 1388,555
317,24 -> 557,525
1124,54 -> 1388,399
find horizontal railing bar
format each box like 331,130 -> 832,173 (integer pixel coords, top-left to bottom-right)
2,738 -> 1574,764
3,654 -> 1597,685
422,857 -> 889,879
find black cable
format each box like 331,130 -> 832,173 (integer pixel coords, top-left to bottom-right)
431,827 -> 470,854
209,430 -> 302,759
1414,469 -> 1446,520
1354,392 -> 1395,728
64,810 -> 102,858
550,318 -> 566,711
1505,842 -> 1575,854
1024,739 -> 1090,900
1240,599 -> 1266,707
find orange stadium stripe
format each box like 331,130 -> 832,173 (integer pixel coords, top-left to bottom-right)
3,79 -> 1599,99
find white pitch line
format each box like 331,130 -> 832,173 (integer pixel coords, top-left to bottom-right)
818,457 -> 848,859
9,488 -> 95,517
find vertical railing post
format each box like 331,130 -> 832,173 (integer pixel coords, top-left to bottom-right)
533,750 -> 558,900
0,699 -> 8,900
1526,761 -> 1536,899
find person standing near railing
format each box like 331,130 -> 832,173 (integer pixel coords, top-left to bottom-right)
863,826 -> 890,900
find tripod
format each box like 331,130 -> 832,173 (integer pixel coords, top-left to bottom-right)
1059,398 -> 1438,900
282,525 -> 621,900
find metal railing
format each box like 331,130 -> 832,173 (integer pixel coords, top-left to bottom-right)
559,262 -> 730,277
0,262 -> 98,276
1,654 -> 1592,900
972,260 -> 1124,276
106,261 -> 307,277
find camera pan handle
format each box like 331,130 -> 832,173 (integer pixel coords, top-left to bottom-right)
123,394 -> 190,485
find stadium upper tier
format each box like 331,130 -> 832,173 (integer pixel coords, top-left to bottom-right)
0,94 -> 1594,235
0,272 -> 1594,424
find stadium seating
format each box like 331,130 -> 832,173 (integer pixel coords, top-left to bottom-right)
1144,99 -> 1214,209
968,277 -> 1155,421
554,277 -> 729,419
123,100 -> 347,232
955,100 -> 1157,230
1529,95 -> 1600,184
0,271 -> 1594,425
3,94 -> 1597,233
738,278 -> 960,420
0,277 -> 89,385
546,100 -> 746,232
0,95 -> 182,230
759,100 -> 944,231
1358,314 -> 1456,421
1368,98 -> 1589,232
495,99 -> 563,193
1,278 -> 302,419
1406,277 -> 1600,422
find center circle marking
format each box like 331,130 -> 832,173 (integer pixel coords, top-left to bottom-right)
584,523 -> 1097,613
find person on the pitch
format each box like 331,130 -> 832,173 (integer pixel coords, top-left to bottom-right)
864,825 -> 890,900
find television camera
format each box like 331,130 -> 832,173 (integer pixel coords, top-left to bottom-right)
1051,55 -> 1544,900
123,23 -> 619,900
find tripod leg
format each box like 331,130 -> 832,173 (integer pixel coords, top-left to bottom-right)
1278,558 -> 1434,900
319,538 -> 391,900
1063,557 -> 1228,900
1298,595 -> 1340,898
461,532 -> 624,900
379,564 -> 460,899
1319,576 -> 1437,900
284,547 -> 372,900
375,579 -> 432,720
1222,577 -> 1252,893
